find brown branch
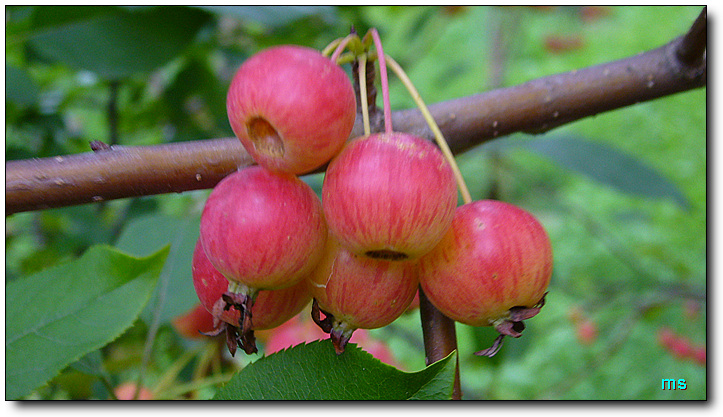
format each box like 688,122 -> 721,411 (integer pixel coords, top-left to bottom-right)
419,287 -> 461,400
6,139 -> 253,214
5,12 -> 706,215
675,7 -> 706,69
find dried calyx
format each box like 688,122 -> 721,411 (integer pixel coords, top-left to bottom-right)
311,299 -> 354,355
475,293 -> 547,357
202,291 -> 258,356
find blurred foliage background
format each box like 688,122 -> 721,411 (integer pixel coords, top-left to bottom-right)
5,6 -> 706,400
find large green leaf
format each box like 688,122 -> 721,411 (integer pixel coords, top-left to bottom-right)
114,214 -> 200,325
27,6 -> 210,79
517,135 -> 690,208
5,64 -> 39,107
5,245 -> 169,400
214,340 -> 457,400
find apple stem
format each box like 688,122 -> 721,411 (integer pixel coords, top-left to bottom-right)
357,54 -> 372,136
330,35 -> 354,63
322,36 -> 343,58
369,28 -> 393,134
383,55 -> 473,205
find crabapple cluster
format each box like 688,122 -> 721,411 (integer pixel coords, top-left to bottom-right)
194,45 -> 354,355
194,42 -> 553,358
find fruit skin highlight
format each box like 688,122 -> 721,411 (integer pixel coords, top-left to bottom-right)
308,235 -> 419,354
227,45 -> 357,175
199,165 -> 326,292
419,200 -> 552,356
322,132 -> 457,261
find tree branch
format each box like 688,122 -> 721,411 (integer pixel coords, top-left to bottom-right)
5,11 -> 706,215
419,287 -> 461,399
675,7 -> 706,69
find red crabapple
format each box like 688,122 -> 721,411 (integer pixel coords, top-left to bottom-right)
171,303 -> 218,340
200,166 -> 326,291
419,200 -> 553,356
227,45 -> 356,174
198,166 -> 324,353
308,235 -> 419,354
192,239 -> 311,355
322,132 -> 457,261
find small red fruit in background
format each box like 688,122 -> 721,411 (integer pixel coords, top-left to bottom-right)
192,239 -> 311,356
669,337 -> 693,359
576,319 -> 598,346
257,315 -> 401,368
566,305 -> 597,346
544,35 -> 585,54
322,132 -> 457,261
227,45 -> 356,174
419,200 -> 552,356
657,326 -> 706,366
691,346 -> 706,366
172,303 -> 217,340
657,327 -> 677,350
308,235 -> 419,354
114,383 -> 153,400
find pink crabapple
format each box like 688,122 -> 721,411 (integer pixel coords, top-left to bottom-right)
192,239 -> 311,355
198,166 -> 324,353
308,235 -> 419,354
322,132 -> 457,261
419,200 -> 553,356
227,45 -> 356,175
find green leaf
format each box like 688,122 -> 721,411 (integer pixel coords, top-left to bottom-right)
69,350 -> 107,378
521,135 -> 690,208
5,64 -> 40,107
195,5 -> 335,28
213,340 -> 457,400
27,6 -> 210,79
114,214 -> 200,325
5,245 -> 169,400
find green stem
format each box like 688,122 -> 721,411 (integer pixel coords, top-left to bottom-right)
321,37 -> 343,57
330,34 -> 354,63
369,29 -> 393,134
358,54 -> 372,136
152,344 -> 205,398
384,55 -> 473,204
156,373 -> 236,400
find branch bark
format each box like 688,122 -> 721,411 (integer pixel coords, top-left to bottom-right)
5,10 -> 705,215
419,287 -> 462,399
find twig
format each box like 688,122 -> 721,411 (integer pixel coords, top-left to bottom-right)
675,7 -> 706,70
